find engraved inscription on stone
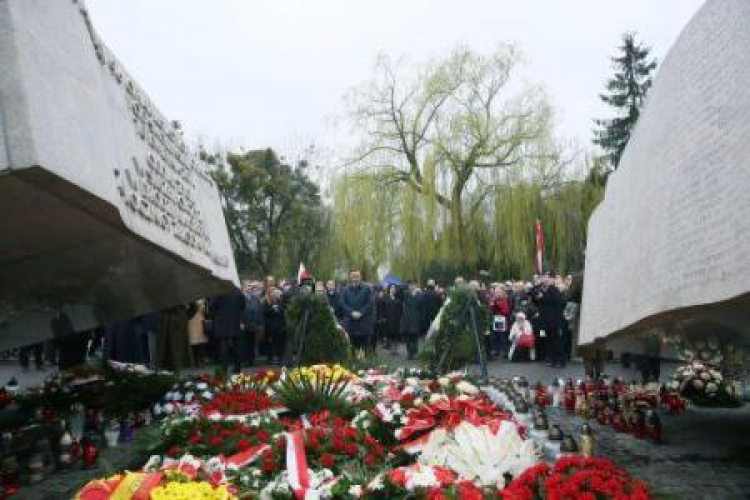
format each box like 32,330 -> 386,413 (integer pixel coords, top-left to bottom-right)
579,0 -> 750,345
74,2 -> 229,269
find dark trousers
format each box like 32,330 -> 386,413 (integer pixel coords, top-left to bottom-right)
547,330 -> 565,366
404,331 -> 419,360
19,343 -> 43,369
244,328 -> 257,366
219,336 -> 243,373
266,328 -> 286,362
191,344 -> 208,366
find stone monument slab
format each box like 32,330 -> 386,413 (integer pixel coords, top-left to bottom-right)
0,0 -> 239,348
579,0 -> 750,349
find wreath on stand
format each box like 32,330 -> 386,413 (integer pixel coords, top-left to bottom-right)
419,287 -> 490,374
285,293 -> 351,366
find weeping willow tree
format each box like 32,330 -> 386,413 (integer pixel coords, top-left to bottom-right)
344,45 -> 553,266
330,164 -> 604,282
335,44 -> 605,282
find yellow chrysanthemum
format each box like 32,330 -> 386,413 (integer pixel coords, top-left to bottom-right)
149,481 -> 236,500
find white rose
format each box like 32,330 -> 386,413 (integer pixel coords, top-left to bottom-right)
414,397 -> 424,406
705,382 -> 718,394
348,485 -> 363,498
438,377 -> 450,387
700,372 -> 711,381
693,379 -> 705,391
196,382 -> 208,391
455,381 -> 479,395
163,403 -> 175,414
429,394 -> 448,403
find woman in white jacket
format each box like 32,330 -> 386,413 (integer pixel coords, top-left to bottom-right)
508,312 -> 536,361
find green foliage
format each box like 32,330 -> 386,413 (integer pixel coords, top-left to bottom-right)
208,148 -> 329,277
419,287 -> 490,373
275,373 -> 353,418
331,172 -> 603,281
593,32 -> 657,170
100,367 -> 176,420
285,293 -> 351,366
344,45 -> 554,266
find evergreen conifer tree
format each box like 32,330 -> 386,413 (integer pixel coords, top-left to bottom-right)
593,33 -> 657,170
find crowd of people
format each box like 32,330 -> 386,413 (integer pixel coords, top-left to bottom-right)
12,268 -> 584,375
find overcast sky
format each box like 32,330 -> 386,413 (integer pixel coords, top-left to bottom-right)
87,0 -> 704,158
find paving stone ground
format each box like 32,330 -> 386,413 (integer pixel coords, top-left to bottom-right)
1,349 -> 748,499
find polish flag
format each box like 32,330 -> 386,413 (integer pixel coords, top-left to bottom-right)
296,263 -> 306,285
535,219 -> 545,274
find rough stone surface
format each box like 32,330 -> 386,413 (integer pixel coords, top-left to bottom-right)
0,0 -> 238,347
580,0 -> 750,347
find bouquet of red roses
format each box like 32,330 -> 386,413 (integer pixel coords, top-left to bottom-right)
200,389 -> 278,417
500,457 -> 651,500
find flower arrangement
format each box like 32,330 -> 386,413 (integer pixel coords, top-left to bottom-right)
275,367 -> 354,418
201,389 -> 277,418
501,457 -> 652,500
76,365 -> 655,499
75,470 -> 236,500
158,414 -> 282,458
287,364 -> 357,384
355,464 -> 487,499
417,421 -> 538,487
395,395 -> 517,443
670,361 -> 741,407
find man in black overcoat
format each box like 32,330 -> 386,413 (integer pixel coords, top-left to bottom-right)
210,286 -> 246,373
339,269 -> 374,352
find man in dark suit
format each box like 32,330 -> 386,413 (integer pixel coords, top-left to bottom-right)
419,279 -> 443,337
325,280 -> 343,320
242,281 -> 265,367
210,286 -> 246,374
534,273 -> 566,368
340,269 -> 374,352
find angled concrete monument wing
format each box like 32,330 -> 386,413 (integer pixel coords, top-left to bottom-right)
0,0 -> 239,348
579,0 -> 750,347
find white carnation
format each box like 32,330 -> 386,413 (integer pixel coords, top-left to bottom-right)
456,381 -> 479,395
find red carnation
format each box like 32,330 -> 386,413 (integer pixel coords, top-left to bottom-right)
320,453 -> 336,469
457,481 -> 483,500
389,468 -> 407,486
363,453 -> 378,466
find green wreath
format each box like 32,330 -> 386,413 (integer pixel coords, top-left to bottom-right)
285,293 -> 351,366
419,286 -> 490,373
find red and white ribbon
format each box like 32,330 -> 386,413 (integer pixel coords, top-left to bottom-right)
225,444 -> 270,468
285,430 -> 310,499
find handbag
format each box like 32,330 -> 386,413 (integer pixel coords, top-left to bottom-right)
517,332 -> 535,348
